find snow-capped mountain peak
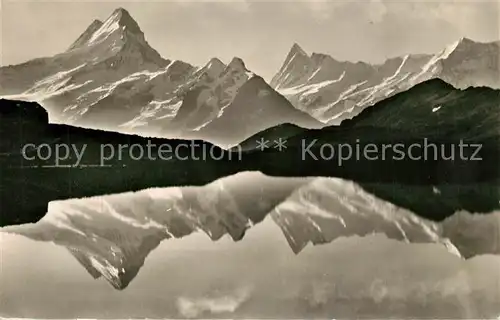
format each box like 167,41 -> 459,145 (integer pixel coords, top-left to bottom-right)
68,7 -> 148,52
442,36 -> 499,57
272,38 -> 500,124
180,58 -> 225,88
159,55 -> 320,144
271,43 -> 315,89
109,7 -> 141,29
290,43 -> 308,58
438,38 -> 463,59
87,7 -> 143,45
227,57 -> 249,72
217,57 -> 254,84
0,9 -> 319,146
206,57 -> 226,71
434,37 -> 500,89
200,58 -> 226,79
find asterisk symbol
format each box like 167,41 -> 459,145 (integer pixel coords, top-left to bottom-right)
274,138 -> 287,151
255,137 -> 270,151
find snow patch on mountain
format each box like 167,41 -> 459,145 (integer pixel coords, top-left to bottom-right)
272,38 -> 500,124
280,71 -> 345,97
0,8 -> 322,146
88,17 -> 121,45
409,40 -> 461,85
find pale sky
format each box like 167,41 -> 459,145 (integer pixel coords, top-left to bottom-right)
1,0 -> 500,80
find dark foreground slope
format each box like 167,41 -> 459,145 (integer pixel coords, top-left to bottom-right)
242,79 -> 500,220
1,79 -> 499,225
0,99 -> 243,226
244,79 -> 499,180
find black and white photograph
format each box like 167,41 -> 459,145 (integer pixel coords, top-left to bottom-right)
0,0 -> 499,318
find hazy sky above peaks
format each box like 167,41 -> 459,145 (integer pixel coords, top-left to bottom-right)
2,0 -> 500,80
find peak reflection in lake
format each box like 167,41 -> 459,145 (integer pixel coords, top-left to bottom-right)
1,216 -> 499,319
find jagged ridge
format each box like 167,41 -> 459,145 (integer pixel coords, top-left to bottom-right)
271,39 -> 500,124
0,8 -> 322,147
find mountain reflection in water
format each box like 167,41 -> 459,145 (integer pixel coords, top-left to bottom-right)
1,212 -> 500,319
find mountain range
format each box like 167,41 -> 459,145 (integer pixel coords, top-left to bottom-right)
5,171 -> 499,290
2,8 -> 499,146
1,5 -> 500,319
2,76 -> 499,285
271,39 -> 500,123
2,79 -> 500,288
248,78 -> 500,147
0,8 -> 321,147
1,76 -> 499,226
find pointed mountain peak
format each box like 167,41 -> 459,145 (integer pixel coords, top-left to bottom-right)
113,7 -> 129,15
169,59 -> 192,68
194,58 -> 226,80
281,43 -> 309,65
107,7 -> 142,34
290,43 -> 308,56
70,7 -> 146,48
280,43 -> 310,71
227,57 -> 248,71
67,19 -> 104,51
110,7 -> 132,20
206,57 -> 226,70
438,37 -> 476,59
165,60 -> 194,75
270,43 -> 312,88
